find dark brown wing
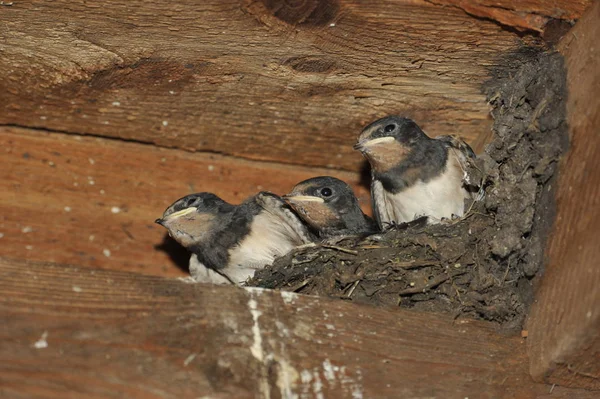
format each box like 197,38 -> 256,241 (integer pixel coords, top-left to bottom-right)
435,135 -> 476,159
370,178 -> 381,229
436,135 -> 483,198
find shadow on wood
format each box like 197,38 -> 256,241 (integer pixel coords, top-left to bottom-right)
154,233 -> 191,274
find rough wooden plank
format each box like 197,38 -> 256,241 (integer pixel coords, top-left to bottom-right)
0,0 -> 523,171
426,0 -> 592,32
1,257 -> 597,399
527,2 -> 600,390
0,127 -> 368,277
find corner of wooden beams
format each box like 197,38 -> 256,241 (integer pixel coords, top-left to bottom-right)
527,1 -> 600,390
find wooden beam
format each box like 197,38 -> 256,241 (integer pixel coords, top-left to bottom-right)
528,1 -> 600,390
0,0 -> 529,171
0,257 -> 597,399
0,127 -> 368,277
426,0 -> 592,32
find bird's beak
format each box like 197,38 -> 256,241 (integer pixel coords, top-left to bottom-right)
354,136 -> 395,151
156,206 -> 197,227
283,195 -> 325,204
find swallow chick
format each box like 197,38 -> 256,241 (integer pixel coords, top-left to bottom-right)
355,115 -> 479,228
156,192 -> 313,285
283,176 -> 377,238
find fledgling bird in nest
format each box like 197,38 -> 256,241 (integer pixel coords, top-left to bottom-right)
283,176 -> 377,239
156,191 -> 313,284
355,115 -> 480,229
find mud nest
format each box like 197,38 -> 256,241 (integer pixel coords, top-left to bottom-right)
248,49 -> 568,329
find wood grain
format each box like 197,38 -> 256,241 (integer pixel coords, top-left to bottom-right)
0,0 -> 527,172
0,126 -> 369,278
1,257 -> 598,399
528,2 -> 600,390
426,0 -> 592,32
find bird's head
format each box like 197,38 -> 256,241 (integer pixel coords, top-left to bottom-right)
354,116 -> 429,172
155,192 -> 232,248
283,176 -> 358,232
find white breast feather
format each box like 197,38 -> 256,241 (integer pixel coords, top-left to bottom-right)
188,254 -> 231,285
385,153 -> 471,224
225,212 -> 307,284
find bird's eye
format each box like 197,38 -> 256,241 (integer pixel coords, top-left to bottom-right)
320,187 -> 333,197
186,198 -> 197,207
384,124 -> 396,133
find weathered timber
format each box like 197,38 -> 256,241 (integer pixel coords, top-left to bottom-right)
528,2 -> 600,390
426,0 -> 592,32
0,0 -> 536,171
0,257 -> 598,399
0,127 -> 368,277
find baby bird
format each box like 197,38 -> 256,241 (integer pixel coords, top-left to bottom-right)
354,115 -> 478,229
156,191 -> 313,284
283,176 -> 377,238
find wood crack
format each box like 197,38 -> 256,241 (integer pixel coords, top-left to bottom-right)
422,0 -> 590,32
